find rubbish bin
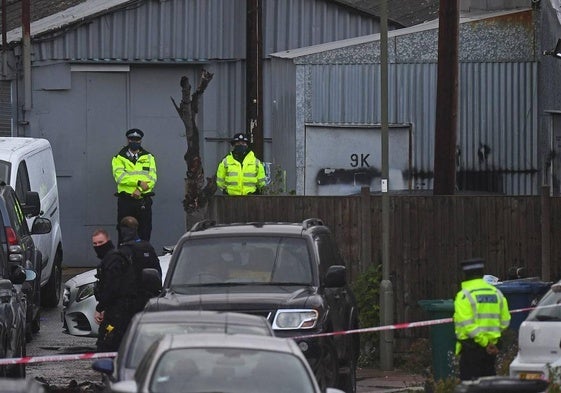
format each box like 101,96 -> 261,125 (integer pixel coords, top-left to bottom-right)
494,280 -> 551,330
418,299 -> 456,380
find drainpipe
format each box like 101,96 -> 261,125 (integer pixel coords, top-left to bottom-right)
22,0 -> 31,113
2,0 -> 7,78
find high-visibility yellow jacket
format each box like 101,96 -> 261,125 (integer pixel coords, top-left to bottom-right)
453,278 -> 510,354
112,147 -> 157,197
216,151 -> 266,196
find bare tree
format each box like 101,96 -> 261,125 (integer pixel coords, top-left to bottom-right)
171,69 -> 217,229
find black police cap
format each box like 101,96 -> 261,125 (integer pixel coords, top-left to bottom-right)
230,133 -> 249,145
126,128 -> 144,140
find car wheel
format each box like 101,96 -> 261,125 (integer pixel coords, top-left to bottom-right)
31,308 -> 40,333
0,334 -> 8,378
316,340 -> 339,391
41,250 -> 62,308
7,333 -> 25,378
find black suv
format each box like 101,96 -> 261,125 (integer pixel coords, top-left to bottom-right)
145,218 -> 360,393
0,184 -> 51,342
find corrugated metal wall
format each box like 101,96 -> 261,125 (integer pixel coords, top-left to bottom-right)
34,0 -> 246,62
296,61 -> 538,194
20,0 -> 383,265
262,0 -> 379,54
32,0 -> 380,63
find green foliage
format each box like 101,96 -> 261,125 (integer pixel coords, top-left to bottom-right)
351,264 -> 382,367
496,329 -> 518,376
547,365 -> 561,392
423,375 -> 461,393
262,163 -> 287,195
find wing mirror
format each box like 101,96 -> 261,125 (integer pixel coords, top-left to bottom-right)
31,217 -> 52,235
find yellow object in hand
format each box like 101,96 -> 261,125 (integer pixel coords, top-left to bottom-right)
106,324 -> 114,332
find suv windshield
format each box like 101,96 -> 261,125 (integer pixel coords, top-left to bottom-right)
170,236 -> 313,287
526,286 -> 561,321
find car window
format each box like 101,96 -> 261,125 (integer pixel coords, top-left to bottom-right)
3,190 -> 29,237
315,233 -> 338,276
150,348 -> 315,393
0,160 -> 10,185
526,288 -> 561,321
14,161 -> 30,202
126,322 -> 272,368
170,237 -> 312,288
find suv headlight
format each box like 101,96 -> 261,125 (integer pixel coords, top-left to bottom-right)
272,309 -> 318,330
76,283 -> 95,302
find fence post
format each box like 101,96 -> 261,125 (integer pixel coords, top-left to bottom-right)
360,186 -> 372,273
541,185 -> 551,281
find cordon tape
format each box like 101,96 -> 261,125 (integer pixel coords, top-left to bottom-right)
1,303 -> 558,366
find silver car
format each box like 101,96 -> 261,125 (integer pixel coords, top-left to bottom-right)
509,280 -> 561,381
92,310 -> 274,387
61,254 -> 171,337
110,333 -> 345,393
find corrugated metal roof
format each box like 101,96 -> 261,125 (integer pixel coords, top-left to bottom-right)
331,0 -> 440,27
270,7 -> 531,59
7,0 -> 139,43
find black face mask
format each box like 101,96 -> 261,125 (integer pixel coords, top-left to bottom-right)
232,145 -> 248,158
94,240 -> 114,259
128,141 -> 141,151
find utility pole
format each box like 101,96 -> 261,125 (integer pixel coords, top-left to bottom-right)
379,0 -> 394,371
246,0 -> 263,160
433,0 -> 459,195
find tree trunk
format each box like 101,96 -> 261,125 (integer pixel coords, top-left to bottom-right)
171,69 -> 217,230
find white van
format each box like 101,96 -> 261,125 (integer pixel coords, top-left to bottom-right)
0,137 -> 63,307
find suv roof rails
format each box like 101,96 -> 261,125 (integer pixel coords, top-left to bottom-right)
190,219 -> 217,232
302,218 -> 324,229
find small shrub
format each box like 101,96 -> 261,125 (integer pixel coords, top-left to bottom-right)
546,365 -> 561,393
496,329 -> 518,376
351,264 -> 382,367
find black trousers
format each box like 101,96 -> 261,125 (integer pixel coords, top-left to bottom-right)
117,196 -> 153,243
459,343 -> 496,380
96,309 -> 134,352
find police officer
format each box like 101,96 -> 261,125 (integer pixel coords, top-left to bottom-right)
92,228 -> 136,352
216,132 -> 266,195
118,216 -> 162,304
453,258 -> 511,380
112,128 -> 157,244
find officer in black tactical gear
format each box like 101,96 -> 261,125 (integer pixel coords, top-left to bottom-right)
118,215 -> 162,307
92,228 -> 135,352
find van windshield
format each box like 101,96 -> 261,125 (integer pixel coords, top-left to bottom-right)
0,161 -> 10,185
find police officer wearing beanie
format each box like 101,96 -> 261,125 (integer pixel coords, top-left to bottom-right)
112,128 -> 157,244
216,132 -> 266,195
453,258 -> 510,380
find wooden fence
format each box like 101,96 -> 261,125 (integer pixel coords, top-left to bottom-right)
208,192 -> 561,346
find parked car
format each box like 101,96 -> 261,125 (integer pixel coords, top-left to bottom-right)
0,137 -> 63,308
144,219 -> 360,393
92,310 -> 274,388
62,253 -> 171,337
0,274 -> 30,378
0,184 -> 50,342
108,333 -> 345,393
509,280 -> 561,381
